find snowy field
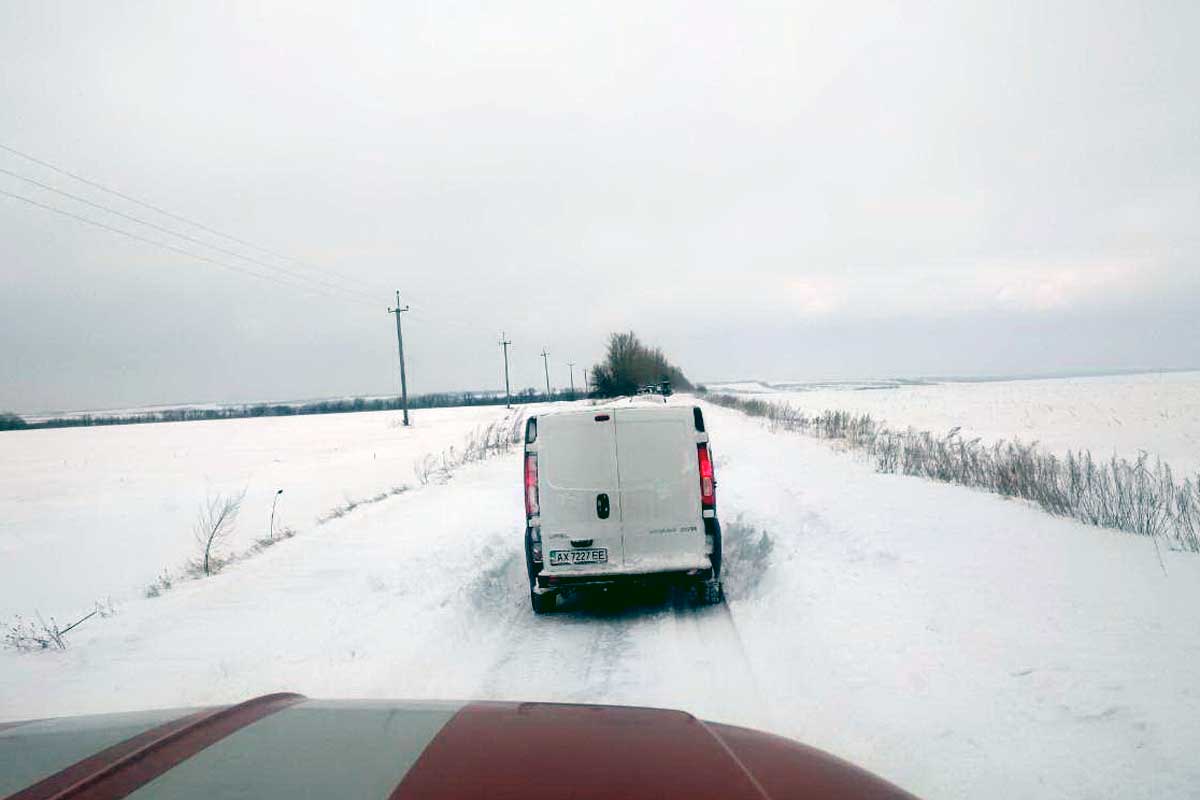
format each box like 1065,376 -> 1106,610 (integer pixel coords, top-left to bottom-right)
2,394 -> 1199,798
0,405 -> 519,617
709,371 -> 1200,476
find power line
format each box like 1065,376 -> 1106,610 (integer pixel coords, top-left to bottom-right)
0,165 -> 377,306
0,187 -> 358,302
0,142 -> 384,295
405,304 -> 500,337
8,178 -> 570,401
0,144 -> 543,340
0,144 -> 573,374
2,178 -> 536,344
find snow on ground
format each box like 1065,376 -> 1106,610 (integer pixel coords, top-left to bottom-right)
2,395 -> 1199,798
0,405 -> 516,618
710,370 -> 1200,476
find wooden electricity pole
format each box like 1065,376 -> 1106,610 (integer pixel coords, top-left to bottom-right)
499,332 -> 513,408
387,290 -> 411,426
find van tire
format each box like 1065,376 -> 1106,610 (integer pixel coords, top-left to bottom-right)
524,527 -> 542,584
531,589 -> 557,614
706,518 -> 723,580
695,579 -> 724,606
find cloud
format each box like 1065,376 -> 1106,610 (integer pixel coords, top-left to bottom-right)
1,1 -> 1197,410
982,261 -> 1145,312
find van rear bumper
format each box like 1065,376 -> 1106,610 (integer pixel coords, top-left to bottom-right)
535,567 -> 714,591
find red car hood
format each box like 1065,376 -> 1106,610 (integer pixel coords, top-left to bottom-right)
1,693 -> 917,799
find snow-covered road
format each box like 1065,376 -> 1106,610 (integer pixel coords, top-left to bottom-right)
3,399 -> 1199,799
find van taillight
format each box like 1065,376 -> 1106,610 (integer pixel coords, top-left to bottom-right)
697,443 -> 715,508
525,453 -> 539,517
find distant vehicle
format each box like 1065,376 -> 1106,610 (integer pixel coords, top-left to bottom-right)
635,379 -> 673,397
522,403 -> 722,613
0,693 -> 918,799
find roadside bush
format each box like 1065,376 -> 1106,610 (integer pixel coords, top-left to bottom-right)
144,569 -> 174,598
3,601 -> 115,651
4,614 -> 66,650
708,393 -> 1200,553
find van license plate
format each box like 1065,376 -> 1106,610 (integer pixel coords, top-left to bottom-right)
549,548 -> 608,566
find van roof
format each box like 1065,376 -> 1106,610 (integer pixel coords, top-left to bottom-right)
536,395 -> 696,418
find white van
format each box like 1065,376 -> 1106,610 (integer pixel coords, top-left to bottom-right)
522,403 -> 722,613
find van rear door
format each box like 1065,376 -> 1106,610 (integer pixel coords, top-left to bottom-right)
537,412 -> 623,573
614,407 -> 706,571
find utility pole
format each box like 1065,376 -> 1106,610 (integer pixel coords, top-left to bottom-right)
567,361 -> 576,398
387,290 -> 411,426
540,348 -> 551,398
499,332 -> 512,408
582,367 -> 588,396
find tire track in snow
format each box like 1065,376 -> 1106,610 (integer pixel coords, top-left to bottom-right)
472,558 -> 770,728
663,588 -> 774,728
475,570 -> 645,704
669,590 -> 775,729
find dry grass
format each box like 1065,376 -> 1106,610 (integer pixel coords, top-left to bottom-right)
708,394 -> 1200,553
414,412 -> 526,486
316,486 -> 408,525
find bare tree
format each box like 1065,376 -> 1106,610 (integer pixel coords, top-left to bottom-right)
194,490 -> 246,576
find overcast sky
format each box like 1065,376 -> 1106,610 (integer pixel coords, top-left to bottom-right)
2,1 -> 1197,412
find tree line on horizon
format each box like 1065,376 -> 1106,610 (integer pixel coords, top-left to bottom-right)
0,389 -> 576,432
1,330 -> 693,432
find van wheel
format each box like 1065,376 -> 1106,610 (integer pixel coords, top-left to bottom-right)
531,589 -> 557,614
695,579 -> 723,606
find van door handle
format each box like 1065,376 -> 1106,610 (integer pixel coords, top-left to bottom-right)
596,493 -> 610,520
